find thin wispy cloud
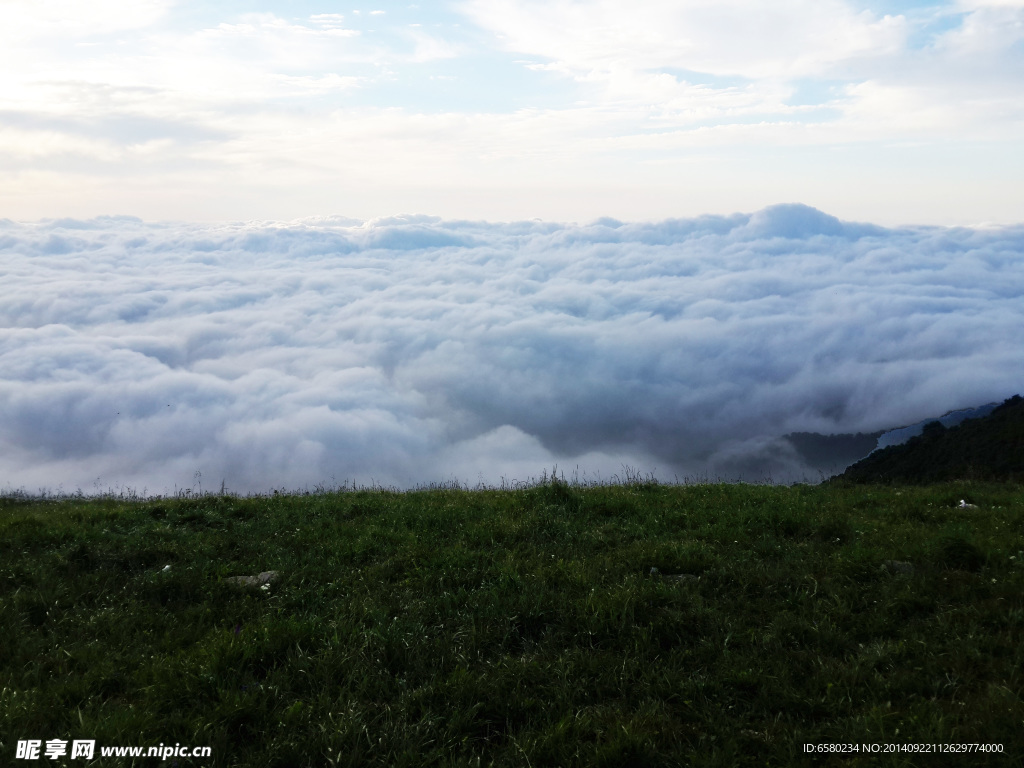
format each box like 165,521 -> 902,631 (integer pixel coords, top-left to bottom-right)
1,206 -> 1020,493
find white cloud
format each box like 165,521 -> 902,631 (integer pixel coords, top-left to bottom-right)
957,0 -> 1024,8
462,0 -> 906,79
0,205 -> 1021,493
310,13 -> 348,28
936,3 -> 1024,56
0,10 -> 367,116
456,0 -> 1021,143
0,0 -> 174,40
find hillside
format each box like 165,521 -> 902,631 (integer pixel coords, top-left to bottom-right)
2,481 -> 1023,766
837,395 -> 1024,484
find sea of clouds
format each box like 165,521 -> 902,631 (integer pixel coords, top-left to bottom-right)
1,204 -> 1021,494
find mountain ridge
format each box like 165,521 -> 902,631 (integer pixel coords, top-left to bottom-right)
833,394 -> 1024,484
784,401 -> 1004,479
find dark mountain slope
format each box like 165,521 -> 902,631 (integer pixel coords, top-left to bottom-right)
836,395 -> 1024,484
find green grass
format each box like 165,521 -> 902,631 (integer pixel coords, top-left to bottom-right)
2,479 -> 1023,766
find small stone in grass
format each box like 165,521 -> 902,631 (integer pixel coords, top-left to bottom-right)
881,560 -> 914,575
225,571 -> 280,588
663,574 -> 700,583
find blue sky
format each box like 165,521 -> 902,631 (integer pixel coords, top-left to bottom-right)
2,0 -> 1022,224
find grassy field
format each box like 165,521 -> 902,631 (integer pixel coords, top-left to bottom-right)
1,478 -> 1022,766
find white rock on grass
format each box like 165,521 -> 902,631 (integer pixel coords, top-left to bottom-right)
649,567 -> 699,583
225,571 -> 280,588
663,574 -> 700,583
881,560 -> 914,575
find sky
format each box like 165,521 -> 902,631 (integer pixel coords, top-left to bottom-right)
1,1 -> 1023,493
1,0 -> 1023,224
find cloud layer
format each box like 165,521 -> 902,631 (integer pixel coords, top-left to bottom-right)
1,204 -> 1022,493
